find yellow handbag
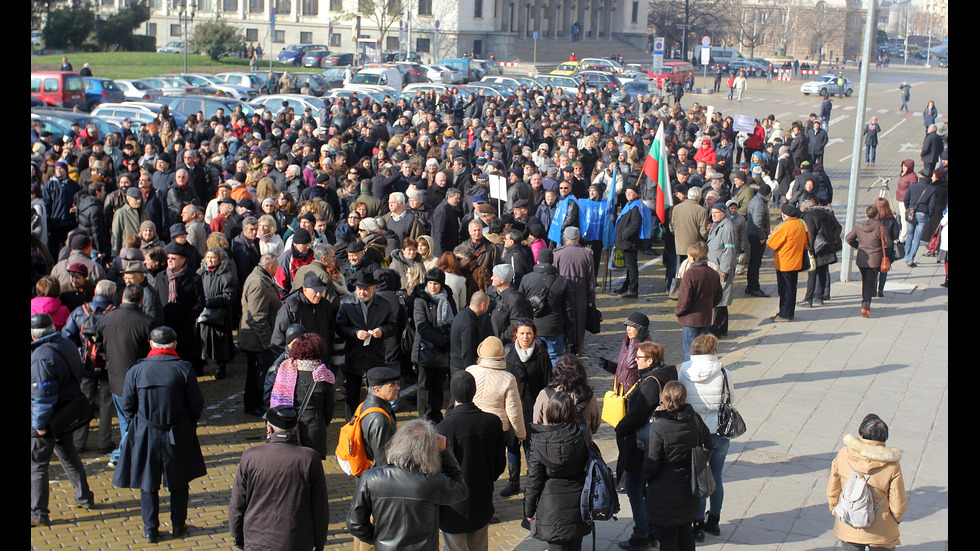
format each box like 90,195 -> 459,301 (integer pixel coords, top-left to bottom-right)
601,380 -> 639,428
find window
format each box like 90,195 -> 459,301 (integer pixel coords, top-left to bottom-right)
273,29 -> 285,42
274,0 -> 290,13
31,78 -> 41,93
473,39 -> 482,56
329,0 -> 341,11
222,0 -> 237,10
170,24 -> 181,36
330,33 -> 341,46
249,0 -> 263,13
359,0 -> 370,11
198,0 -> 212,11
246,28 -> 259,41
386,36 -> 399,49
44,78 -> 60,92
416,37 -> 430,52
301,31 -> 313,42
418,0 -> 431,15
474,0 -> 482,18
147,22 -> 157,36
631,1 -> 638,22
301,0 -> 317,15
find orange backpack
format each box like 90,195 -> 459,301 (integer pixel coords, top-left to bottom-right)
335,403 -> 393,476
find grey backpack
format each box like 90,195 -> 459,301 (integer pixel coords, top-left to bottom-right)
832,468 -> 886,528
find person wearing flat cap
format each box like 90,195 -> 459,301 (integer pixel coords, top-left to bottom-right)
112,326 -> 206,544
707,202 -> 738,336
229,405 -> 329,551
271,273 -> 336,370
353,366 -> 399,472
336,272 -> 396,420
154,242 -> 206,375
767,204 -> 809,322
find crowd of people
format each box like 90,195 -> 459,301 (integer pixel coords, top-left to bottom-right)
31,69 -> 940,549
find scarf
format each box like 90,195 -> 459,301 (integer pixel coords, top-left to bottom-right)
148,347 -> 179,358
270,358 -> 335,408
166,263 -> 188,303
428,288 -> 454,327
515,342 -> 534,362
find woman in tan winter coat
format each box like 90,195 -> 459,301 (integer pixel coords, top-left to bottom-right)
826,414 -> 907,550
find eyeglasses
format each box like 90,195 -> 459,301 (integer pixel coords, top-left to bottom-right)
515,319 -> 535,327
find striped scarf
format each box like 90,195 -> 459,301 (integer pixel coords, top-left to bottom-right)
270,358 -> 335,408
166,263 -> 187,303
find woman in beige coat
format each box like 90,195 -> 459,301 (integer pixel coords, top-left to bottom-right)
826,414 -> 907,550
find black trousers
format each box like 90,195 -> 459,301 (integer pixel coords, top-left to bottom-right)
243,351 -> 264,411
344,373 -> 365,421
141,485 -> 188,535
776,270 -> 799,319
416,364 -> 447,423
747,236 -> 765,292
859,266 -> 879,310
622,249 -> 639,293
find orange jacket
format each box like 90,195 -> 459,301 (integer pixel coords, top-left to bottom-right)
767,217 -> 809,272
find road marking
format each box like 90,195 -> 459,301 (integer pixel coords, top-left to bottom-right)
775,111 -> 794,119
879,118 -> 907,139
831,114 -> 848,125
827,138 -> 844,148
899,142 -> 920,152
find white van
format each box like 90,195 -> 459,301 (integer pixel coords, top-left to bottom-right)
694,46 -> 745,67
349,66 -> 403,90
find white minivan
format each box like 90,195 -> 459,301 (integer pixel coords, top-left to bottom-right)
349,66 -> 403,90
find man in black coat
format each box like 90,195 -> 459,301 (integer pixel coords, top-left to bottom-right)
615,186 -> 646,298
807,121 -> 829,165
437,371 -> 506,550
271,273 -> 335,366
336,271 -> 396,420
154,242 -> 206,375
98,284 -> 155,466
431,187 -> 463,258
449,291 -> 491,375
112,327 -> 206,543
920,124 -> 944,177
517,248 -> 573,364
229,407 -> 329,551
489,264 -> 532,346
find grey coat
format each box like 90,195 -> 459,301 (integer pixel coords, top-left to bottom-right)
553,243 -> 596,350
237,266 -> 282,353
707,216 -> 737,307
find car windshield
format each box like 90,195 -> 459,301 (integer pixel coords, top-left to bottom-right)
182,75 -> 209,86
350,74 -> 379,84
131,81 -> 152,90
282,45 -> 302,53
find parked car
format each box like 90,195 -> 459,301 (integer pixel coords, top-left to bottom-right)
574,70 -> 622,90
139,75 -> 211,96
322,53 -> 356,67
180,73 -> 257,100
31,71 -> 85,109
460,83 -> 510,102
113,79 -> 164,101
550,61 -> 584,76
216,72 -> 266,90
31,30 -> 42,50
320,66 -> 352,87
800,74 -> 855,97
157,40 -> 185,54
580,58 -> 624,73
534,74 -> 582,95
81,77 -> 126,111
393,62 -> 430,84
32,108 -> 120,143
349,66 -> 404,89
726,60 -> 767,77
611,80 -> 657,105
156,95 -> 257,120
438,58 -> 485,82
301,49 -> 331,68
473,59 -> 502,76
382,50 -> 421,63
91,102 -> 190,128
278,44 -> 328,65
290,72 -> 332,96
252,94 -> 323,118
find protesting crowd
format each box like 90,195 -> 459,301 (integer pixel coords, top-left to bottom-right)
31,73 -> 943,550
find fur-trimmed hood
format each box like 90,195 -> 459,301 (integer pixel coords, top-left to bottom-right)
843,434 -> 902,467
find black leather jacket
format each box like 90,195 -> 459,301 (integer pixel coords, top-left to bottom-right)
348,448 -> 468,551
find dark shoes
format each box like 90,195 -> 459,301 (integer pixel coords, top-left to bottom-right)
172,524 -> 187,538
692,519 -> 705,542
746,288 -> 769,298
214,366 -> 227,380
940,278 -> 948,288
618,536 -> 651,550
244,407 -> 266,417
773,315 -> 792,322
620,292 -> 639,299
145,531 -> 159,544
500,480 -> 521,497
31,518 -> 49,528
704,514 -> 721,536
797,299 -> 813,308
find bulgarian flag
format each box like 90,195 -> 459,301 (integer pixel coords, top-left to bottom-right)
641,122 -> 672,223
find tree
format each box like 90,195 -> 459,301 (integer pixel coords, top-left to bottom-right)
345,0 -> 403,52
649,0 -> 724,61
94,1 -> 151,51
190,16 -> 244,61
42,3 -> 95,50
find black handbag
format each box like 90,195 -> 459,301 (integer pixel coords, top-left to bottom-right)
691,428 -> 716,499
586,303 -> 602,334
716,369 -> 746,439
196,307 -> 224,327
44,345 -> 94,437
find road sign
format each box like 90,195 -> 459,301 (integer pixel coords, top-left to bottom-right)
270,7 -> 276,30
702,35 -> 710,47
533,31 -> 539,40
653,37 -> 664,55
435,20 -> 440,29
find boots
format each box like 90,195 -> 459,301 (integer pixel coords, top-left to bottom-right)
704,513 -> 721,536
692,519 -> 705,542
500,460 -> 521,497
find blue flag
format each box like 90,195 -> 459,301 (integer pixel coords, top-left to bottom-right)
548,195 -> 579,243
579,199 -> 607,241
601,163 -> 619,249
616,199 -> 654,240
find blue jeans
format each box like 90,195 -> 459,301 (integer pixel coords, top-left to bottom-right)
865,144 -> 877,164
682,326 -> 711,362
539,335 -> 564,366
904,211 -> 929,264
111,393 -> 130,463
625,470 -> 653,539
698,434 -> 730,519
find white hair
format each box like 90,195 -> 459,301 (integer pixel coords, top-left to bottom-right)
94,280 -> 117,298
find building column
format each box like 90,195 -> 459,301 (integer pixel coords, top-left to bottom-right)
589,2 -> 599,39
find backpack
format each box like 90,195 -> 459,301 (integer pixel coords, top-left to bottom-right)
580,440 -> 620,524
335,402 -> 393,477
80,303 -> 115,371
832,467 -> 886,528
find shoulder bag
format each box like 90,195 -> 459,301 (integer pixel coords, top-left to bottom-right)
878,227 -> 891,273
601,380 -> 638,428
691,422 -> 717,499
716,368 -> 746,438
